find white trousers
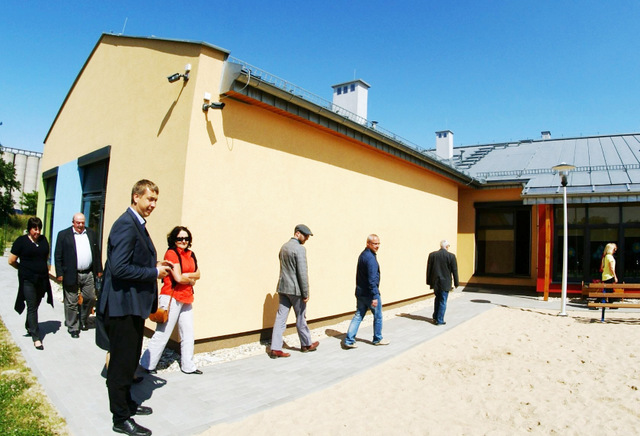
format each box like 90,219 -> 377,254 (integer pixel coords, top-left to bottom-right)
140,294 -> 196,373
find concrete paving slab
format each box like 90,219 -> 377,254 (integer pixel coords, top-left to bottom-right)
0,259 -> 621,435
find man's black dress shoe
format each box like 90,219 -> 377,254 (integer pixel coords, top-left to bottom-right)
70,331 -> 80,338
132,405 -> 153,416
112,418 -> 151,436
181,369 -> 203,375
80,323 -> 89,331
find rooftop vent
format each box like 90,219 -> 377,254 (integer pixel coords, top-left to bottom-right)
541,131 -> 551,140
331,79 -> 371,124
435,130 -> 454,160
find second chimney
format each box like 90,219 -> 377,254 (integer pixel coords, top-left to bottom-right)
331,79 -> 370,124
435,130 -> 454,159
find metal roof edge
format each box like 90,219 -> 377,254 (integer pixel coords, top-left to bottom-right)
454,132 -> 640,149
99,33 -> 231,55
331,79 -> 372,89
226,75 -> 478,187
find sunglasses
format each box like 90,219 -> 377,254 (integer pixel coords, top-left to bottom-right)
176,237 -> 190,242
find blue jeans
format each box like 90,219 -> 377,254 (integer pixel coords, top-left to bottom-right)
344,296 -> 383,345
433,290 -> 449,324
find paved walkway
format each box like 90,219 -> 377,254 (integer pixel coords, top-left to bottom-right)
0,259 -> 600,436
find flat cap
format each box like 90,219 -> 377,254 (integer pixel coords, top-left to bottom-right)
295,224 -> 313,236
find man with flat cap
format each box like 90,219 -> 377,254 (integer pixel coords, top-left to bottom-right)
270,224 -> 319,358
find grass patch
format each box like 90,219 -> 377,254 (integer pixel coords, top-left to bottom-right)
0,317 -> 68,435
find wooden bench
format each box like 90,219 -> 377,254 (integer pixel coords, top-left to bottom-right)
581,282 -> 640,322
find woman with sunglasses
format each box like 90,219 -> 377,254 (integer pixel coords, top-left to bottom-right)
140,226 -> 202,374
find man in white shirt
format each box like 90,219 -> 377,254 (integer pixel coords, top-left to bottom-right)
54,213 -> 103,338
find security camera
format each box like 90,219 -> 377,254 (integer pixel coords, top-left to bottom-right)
167,73 -> 181,83
203,102 -> 225,111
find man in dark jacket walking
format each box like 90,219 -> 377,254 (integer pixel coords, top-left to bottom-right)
427,240 -> 459,326
343,234 -> 390,348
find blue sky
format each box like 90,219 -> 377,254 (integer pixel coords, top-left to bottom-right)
2,1 -> 639,153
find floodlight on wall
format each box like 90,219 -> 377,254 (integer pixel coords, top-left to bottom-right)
167,63 -> 191,83
202,92 -> 225,111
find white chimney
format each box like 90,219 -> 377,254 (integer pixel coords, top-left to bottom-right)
331,79 -> 370,123
541,131 -> 551,140
435,130 -> 454,159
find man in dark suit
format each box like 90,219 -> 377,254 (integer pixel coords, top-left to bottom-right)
98,179 -> 172,436
426,240 -> 459,326
54,213 -> 103,338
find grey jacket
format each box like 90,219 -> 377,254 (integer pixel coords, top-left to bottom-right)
276,237 -> 309,298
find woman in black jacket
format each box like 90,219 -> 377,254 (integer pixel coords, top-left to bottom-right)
8,217 -> 54,350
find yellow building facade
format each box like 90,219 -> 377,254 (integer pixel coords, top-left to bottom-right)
42,34 -> 533,350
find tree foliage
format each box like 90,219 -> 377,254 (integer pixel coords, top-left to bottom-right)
0,151 -> 20,221
19,191 -> 38,215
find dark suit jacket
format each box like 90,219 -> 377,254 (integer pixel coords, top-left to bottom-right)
98,208 -> 158,318
426,248 -> 459,292
54,226 -> 103,286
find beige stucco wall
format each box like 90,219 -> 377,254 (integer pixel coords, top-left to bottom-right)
42,36 -> 221,238
458,187 -> 537,288
42,35 -> 461,344
183,95 -> 460,338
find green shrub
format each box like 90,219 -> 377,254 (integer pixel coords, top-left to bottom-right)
1,215 -> 29,251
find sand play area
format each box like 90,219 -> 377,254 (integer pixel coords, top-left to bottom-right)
207,305 -> 640,435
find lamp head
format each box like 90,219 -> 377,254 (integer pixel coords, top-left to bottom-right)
552,162 -> 576,173
552,162 -> 576,187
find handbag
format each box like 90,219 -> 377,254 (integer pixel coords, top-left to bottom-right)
149,291 -> 174,323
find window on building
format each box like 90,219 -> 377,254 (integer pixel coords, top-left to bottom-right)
78,147 -> 110,251
622,204 -> 640,280
623,205 -> 640,223
588,228 -> 618,280
337,88 -> 342,95
42,170 -> 57,243
475,203 -> 531,276
624,228 -> 640,281
343,86 -> 348,94
553,203 -> 640,283
350,84 -> 355,92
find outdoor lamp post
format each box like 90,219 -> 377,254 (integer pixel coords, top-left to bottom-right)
552,162 -> 576,316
